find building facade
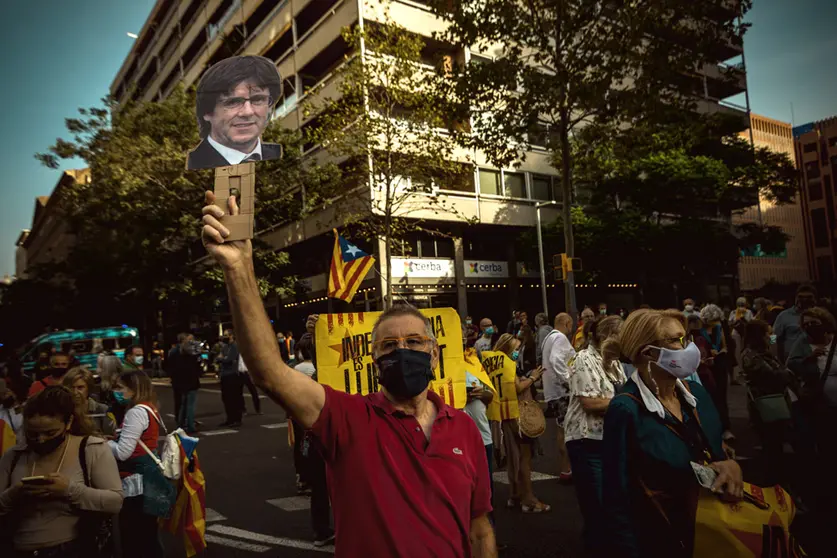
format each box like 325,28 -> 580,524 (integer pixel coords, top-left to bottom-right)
734,114 -> 809,290
794,116 -> 837,284
111,0 -> 749,327
19,169 -> 89,279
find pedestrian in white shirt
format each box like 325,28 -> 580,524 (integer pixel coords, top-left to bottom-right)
541,313 -> 576,481
566,315 -> 626,556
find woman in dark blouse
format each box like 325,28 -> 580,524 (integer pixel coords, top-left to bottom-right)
602,309 -> 743,558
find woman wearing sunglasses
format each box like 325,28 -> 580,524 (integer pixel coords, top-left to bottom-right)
601,309 -> 742,558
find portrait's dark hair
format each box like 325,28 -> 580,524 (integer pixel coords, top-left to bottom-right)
196,55 -> 282,138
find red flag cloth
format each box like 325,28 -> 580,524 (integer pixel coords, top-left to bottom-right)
161,440 -> 206,557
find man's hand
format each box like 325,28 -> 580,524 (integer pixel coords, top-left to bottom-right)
202,191 -> 252,271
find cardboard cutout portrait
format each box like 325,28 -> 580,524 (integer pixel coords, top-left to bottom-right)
187,55 -> 282,171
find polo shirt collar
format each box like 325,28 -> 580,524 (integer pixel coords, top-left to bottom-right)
630,369 -> 697,420
207,135 -> 262,165
369,389 -> 454,419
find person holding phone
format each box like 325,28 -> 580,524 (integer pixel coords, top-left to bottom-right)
0,386 -> 123,557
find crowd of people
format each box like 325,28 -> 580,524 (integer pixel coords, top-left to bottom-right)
0,191 -> 833,557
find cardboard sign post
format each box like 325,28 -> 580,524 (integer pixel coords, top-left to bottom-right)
214,163 -> 255,241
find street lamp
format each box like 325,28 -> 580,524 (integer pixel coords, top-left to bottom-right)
535,201 -> 558,318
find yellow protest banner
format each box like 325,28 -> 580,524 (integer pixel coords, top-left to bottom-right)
481,350 -> 519,421
315,308 -> 488,409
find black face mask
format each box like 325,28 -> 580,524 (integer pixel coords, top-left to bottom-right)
50,367 -> 68,379
28,432 -> 67,455
375,349 -> 434,399
1,395 -> 15,408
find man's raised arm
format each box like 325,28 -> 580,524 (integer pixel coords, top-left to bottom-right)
201,191 -> 325,428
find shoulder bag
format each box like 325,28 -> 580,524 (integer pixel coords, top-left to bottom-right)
518,400 -> 546,438
77,436 -> 115,558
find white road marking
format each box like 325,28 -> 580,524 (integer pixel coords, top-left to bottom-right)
205,533 -> 270,553
201,429 -> 238,436
207,525 -> 334,553
200,388 -> 267,398
492,471 -> 557,484
266,496 -> 311,511
205,508 -> 227,522
261,423 -> 289,429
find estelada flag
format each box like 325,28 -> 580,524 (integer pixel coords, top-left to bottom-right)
161,440 -> 206,557
0,418 -> 16,457
328,229 -> 375,303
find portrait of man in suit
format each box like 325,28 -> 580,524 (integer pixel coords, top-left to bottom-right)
187,55 -> 283,170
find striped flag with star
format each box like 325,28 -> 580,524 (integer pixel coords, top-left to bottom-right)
328,229 -> 375,303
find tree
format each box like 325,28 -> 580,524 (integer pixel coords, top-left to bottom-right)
515,112 -> 799,302
430,0 -> 751,316
23,86 -> 333,343
305,5 -> 472,309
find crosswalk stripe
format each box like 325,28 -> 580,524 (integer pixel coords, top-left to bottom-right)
492,471 -> 557,484
201,429 -> 238,437
266,496 -> 311,511
205,533 -> 271,553
261,423 -> 289,429
205,508 -> 227,522
207,525 -> 334,553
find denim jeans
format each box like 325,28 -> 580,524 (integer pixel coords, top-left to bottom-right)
178,389 -> 198,431
567,438 -> 605,558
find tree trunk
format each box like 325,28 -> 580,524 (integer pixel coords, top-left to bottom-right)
560,122 -> 577,321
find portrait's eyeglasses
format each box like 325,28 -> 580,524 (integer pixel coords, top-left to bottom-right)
374,335 -> 433,354
219,94 -> 273,111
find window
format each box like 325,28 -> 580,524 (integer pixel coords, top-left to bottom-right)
504,172 -> 526,198
829,137 -> 837,148
263,27 -> 293,61
806,161 -> 821,180
435,163 -> 474,193
826,175 -> 833,195
809,177 -> 823,201
296,0 -> 339,40
479,169 -> 501,196
804,142 -> 817,153
245,0 -> 284,36
531,175 -> 552,201
817,256 -> 834,282
811,208 -> 830,248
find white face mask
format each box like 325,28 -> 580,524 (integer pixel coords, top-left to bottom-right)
685,305 -> 694,312
647,341 -> 700,380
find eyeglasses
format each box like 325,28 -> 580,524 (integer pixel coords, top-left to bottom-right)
655,336 -> 686,348
374,335 -> 433,354
219,94 -> 273,111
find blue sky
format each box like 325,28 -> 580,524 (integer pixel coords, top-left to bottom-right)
0,0 -> 836,278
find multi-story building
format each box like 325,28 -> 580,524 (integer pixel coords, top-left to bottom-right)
734,114 -> 809,290
19,169 -> 89,278
111,0 -> 749,325
794,116 -> 837,285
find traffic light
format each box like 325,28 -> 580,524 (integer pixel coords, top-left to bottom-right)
553,253 -> 583,281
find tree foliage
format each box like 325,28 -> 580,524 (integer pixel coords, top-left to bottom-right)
306,5 -> 472,308
430,0 -> 753,311
5,86 -> 333,344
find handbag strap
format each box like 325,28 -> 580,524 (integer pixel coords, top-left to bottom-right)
79,436 -> 91,486
137,438 -> 166,473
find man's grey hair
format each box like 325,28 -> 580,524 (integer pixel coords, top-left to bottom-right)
534,312 -> 548,326
699,303 -> 723,323
371,304 -> 437,345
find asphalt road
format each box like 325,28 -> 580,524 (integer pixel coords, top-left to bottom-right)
151,379 -> 818,558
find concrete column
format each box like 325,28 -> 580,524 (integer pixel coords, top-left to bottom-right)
507,242 -> 519,316
376,237 -> 389,311
453,237 -> 468,318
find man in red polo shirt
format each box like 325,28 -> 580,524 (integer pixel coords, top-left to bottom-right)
201,192 -> 497,557
27,351 -> 72,397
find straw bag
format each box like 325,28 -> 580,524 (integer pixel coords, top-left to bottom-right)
518,400 -> 546,438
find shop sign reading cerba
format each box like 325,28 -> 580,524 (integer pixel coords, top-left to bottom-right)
465,260 -> 509,278
391,258 -> 455,278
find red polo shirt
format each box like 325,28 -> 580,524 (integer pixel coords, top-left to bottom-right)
310,386 -> 492,557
